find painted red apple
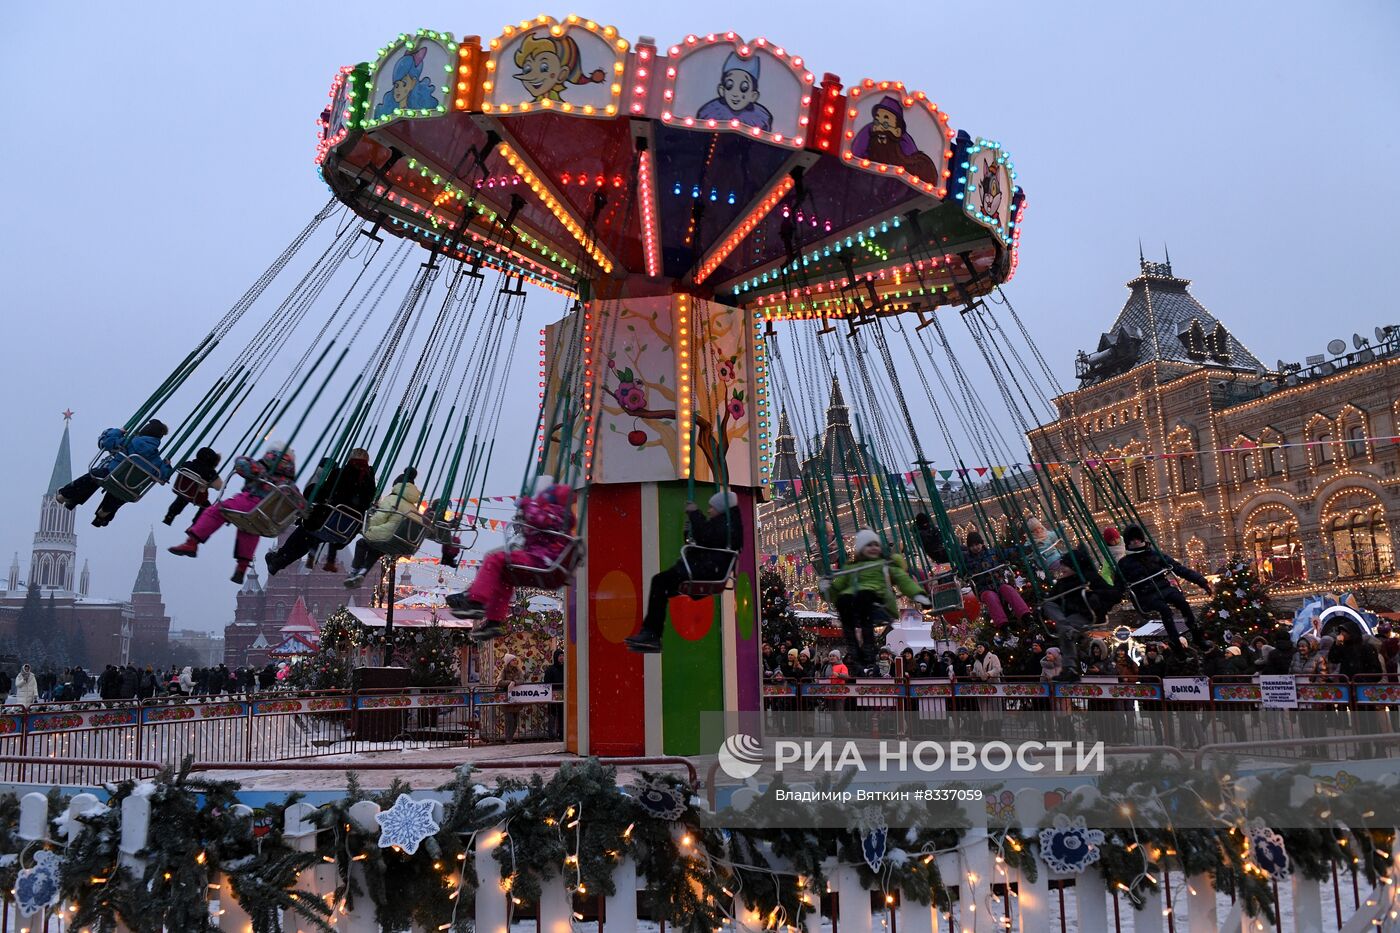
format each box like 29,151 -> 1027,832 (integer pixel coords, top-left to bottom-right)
628,429 -> 647,447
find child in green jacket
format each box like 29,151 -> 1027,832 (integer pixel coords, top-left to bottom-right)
822,529 -> 931,671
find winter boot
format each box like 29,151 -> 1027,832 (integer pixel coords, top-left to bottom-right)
322,560 -> 341,574
446,592 -> 486,620
264,550 -> 282,576
625,631 -> 663,653
169,538 -> 200,558
469,619 -> 507,642
231,561 -> 250,585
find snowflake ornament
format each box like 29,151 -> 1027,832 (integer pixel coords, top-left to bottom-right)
1038,815 -> 1104,874
376,794 -> 440,855
1248,822 -> 1289,879
633,779 -> 687,821
14,850 -> 61,917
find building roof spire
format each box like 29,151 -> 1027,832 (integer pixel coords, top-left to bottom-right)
132,529 -> 162,594
46,415 -> 74,497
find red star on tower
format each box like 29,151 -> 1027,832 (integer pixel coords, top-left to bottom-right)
62,409 -> 74,421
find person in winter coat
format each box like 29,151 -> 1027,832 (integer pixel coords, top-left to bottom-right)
0,669 -> 10,700
445,475 -> 577,639
1139,644 -> 1167,679
815,528 -> 932,670
343,470 -> 424,587
1223,645 -> 1253,676
1023,516 -> 1067,572
1114,645 -> 1139,680
176,666 -> 195,696
1375,622 -> 1400,682
14,665 -> 38,707
163,447 -> 224,525
498,654 -> 524,743
1115,525 -> 1211,654
913,512 -> 949,564
266,449 -> 378,575
170,442 -> 297,584
1328,629 -> 1383,680
1290,636 -> 1326,677
1099,527 -> 1127,583
962,532 -> 1035,629
57,420 -> 175,527
1039,647 -> 1064,683
1040,547 -> 1122,676
823,649 -> 851,682
971,643 -> 1003,682
626,491 -> 745,653
1081,639 -> 1111,676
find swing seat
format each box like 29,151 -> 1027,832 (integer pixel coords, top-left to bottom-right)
503,525 -> 583,589
677,545 -> 739,599
365,509 -> 427,558
1124,568 -> 1173,614
310,504 -> 364,546
96,453 -> 165,504
220,484 -> 307,538
927,572 -> 965,613
171,468 -> 209,501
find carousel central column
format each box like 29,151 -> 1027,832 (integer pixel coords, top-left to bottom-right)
556,287 -> 766,756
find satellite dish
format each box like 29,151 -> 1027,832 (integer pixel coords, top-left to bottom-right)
1377,326 -> 1391,344
1327,338 -> 1347,356
1354,333 -> 1370,350
1276,359 -> 1287,373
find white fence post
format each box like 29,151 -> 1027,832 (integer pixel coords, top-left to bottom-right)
336,800 -> 384,933
833,860 -> 874,933
280,802 -> 328,933
605,855 -> 639,930
539,878 -> 574,933
896,893 -> 936,933
18,791 -> 49,842
1291,871 -> 1323,932
214,805 -> 255,933
1186,872 -> 1218,933
475,825 -> 509,933
1073,870 -> 1109,932
1013,863 -> 1052,932
959,827 -> 995,932
799,873 -> 824,933
1136,885 -> 1166,933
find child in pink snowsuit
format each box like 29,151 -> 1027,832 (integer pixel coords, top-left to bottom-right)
169,443 -> 297,584
446,475 -> 576,642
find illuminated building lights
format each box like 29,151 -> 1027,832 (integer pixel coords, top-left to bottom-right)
693,174 -> 797,284
660,33 -> 814,148
957,138 -> 1018,245
677,294 -> 692,478
841,80 -> 954,196
637,145 -> 662,278
497,141 -> 615,274
483,15 -> 626,117
361,31 -> 458,130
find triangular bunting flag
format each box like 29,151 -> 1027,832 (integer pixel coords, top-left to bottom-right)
991,466 -> 1006,478
939,470 -> 955,480
974,467 -> 989,477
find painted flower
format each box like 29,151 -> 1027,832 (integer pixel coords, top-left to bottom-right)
616,381 -> 648,413
717,355 -> 738,382
727,391 -> 746,421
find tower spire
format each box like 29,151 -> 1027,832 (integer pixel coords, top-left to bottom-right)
46,416 -> 74,497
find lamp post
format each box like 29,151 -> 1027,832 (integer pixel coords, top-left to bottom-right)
382,558 -> 398,667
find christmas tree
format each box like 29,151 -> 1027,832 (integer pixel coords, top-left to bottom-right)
760,566 -> 808,649
1199,556 -> 1278,642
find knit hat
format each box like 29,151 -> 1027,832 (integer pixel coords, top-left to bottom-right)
1101,527 -> 1121,545
828,649 -> 842,660
966,531 -> 985,548
501,653 -> 519,666
1122,524 -> 1147,546
1226,646 -> 1242,657
853,529 -> 882,553
787,648 -> 799,657
709,490 -> 739,512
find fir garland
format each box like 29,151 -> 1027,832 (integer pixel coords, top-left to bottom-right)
3,755 -> 1395,928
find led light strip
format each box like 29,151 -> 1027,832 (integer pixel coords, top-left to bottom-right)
637,145 -> 662,278
752,310 -> 771,482
677,294 -> 693,479
497,141 -> 615,274
693,173 -> 797,285
957,138 -> 1018,245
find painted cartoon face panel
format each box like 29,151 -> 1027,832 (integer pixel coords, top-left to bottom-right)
368,37 -> 452,125
486,23 -> 622,113
963,145 -> 1015,241
668,40 -> 810,143
846,92 -> 948,189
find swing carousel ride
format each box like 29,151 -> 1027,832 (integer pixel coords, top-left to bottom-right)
93,14 -> 1070,757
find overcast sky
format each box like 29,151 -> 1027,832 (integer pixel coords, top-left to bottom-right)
1,1 -> 1396,637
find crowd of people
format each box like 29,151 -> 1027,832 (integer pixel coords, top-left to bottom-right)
4,661 -> 290,707
764,617 -> 1400,690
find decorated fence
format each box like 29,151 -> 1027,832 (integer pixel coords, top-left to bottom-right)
2,756 -> 1399,932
